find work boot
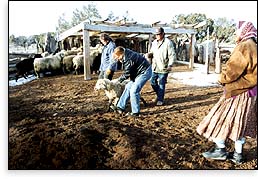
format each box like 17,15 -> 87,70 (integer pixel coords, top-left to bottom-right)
202,146 -> 227,160
125,112 -> 140,117
229,151 -> 243,164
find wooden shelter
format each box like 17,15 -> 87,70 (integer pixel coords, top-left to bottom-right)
58,20 -> 197,80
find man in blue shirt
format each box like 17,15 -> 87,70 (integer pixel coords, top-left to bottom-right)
98,33 -> 117,80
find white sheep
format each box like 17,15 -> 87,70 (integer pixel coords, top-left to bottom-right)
62,54 -> 76,74
63,49 -> 80,56
94,78 -> 128,111
72,45 -> 102,75
94,78 -> 147,112
41,51 -> 50,57
33,52 -> 65,78
72,55 -> 84,75
89,50 -> 100,67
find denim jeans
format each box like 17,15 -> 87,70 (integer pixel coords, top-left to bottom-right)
117,66 -> 152,114
150,72 -> 168,102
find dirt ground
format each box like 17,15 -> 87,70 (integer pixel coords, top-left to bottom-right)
8,64 -> 257,170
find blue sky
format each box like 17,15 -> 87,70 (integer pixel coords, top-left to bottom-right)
9,1 -> 257,37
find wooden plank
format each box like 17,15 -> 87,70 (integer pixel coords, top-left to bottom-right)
84,24 -> 196,34
215,39 -> 221,74
148,34 -> 152,52
83,30 -> 91,80
189,34 -> 196,70
204,27 -> 210,74
58,23 -> 84,41
59,23 -> 196,42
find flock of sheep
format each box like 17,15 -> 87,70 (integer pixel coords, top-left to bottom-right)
15,45 -> 103,81
14,45 -> 153,112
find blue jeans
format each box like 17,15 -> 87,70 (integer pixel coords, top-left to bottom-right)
117,66 -> 152,114
150,72 -> 168,102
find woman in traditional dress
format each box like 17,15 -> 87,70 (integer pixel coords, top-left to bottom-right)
196,21 -> 257,164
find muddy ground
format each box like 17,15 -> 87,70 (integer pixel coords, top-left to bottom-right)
8,64 -> 257,170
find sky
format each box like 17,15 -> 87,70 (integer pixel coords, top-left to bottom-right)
8,1 -> 257,37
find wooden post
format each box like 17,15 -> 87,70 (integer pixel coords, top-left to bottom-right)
204,27 -> 209,74
189,34 -> 195,70
215,39 -> 221,74
83,29 -> 91,80
148,34 -> 152,52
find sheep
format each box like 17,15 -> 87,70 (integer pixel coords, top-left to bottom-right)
14,53 -> 44,81
72,45 -> 103,75
41,51 -> 50,57
89,44 -> 103,74
15,57 -> 35,82
62,54 -> 76,74
63,47 -> 83,56
89,50 -> 101,74
64,49 -> 80,56
94,78 -> 147,112
90,53 -> 101,74
33,52 -> 65,78
72,55 -> 84,75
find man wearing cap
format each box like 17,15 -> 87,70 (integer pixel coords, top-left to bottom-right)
149,27 -> 176,106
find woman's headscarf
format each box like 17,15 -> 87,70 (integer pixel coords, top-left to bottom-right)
236,21 -> 257,43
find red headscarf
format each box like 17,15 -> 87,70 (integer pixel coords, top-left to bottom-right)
236,21 -> 257,43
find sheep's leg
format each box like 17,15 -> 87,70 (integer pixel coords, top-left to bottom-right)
35,71 -> 40,79
22,74 -> 27,79
62,66 -> 66,74
15,73 -> 20,82
107,99 -> 113,112
107,98 -> 120,112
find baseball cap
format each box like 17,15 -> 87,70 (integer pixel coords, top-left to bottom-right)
154,27 -> 164,35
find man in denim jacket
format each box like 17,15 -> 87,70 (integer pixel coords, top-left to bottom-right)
112,46 -> 152,117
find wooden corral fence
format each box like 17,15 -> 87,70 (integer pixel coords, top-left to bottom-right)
214,43 -> 235,74
58,20 -> 197,80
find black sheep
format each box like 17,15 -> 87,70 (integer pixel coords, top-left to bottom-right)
15,53 -> 44,81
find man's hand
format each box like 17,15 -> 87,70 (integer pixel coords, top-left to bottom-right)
111,78 -> 119,83
166,65 -> 172,71
106,69 -> 112,75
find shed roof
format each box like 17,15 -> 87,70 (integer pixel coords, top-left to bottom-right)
58,20 -> 197,41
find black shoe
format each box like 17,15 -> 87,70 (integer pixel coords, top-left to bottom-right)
228,151 -> 243,164
125,112 -> 140,117
202,146 -> 227,160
